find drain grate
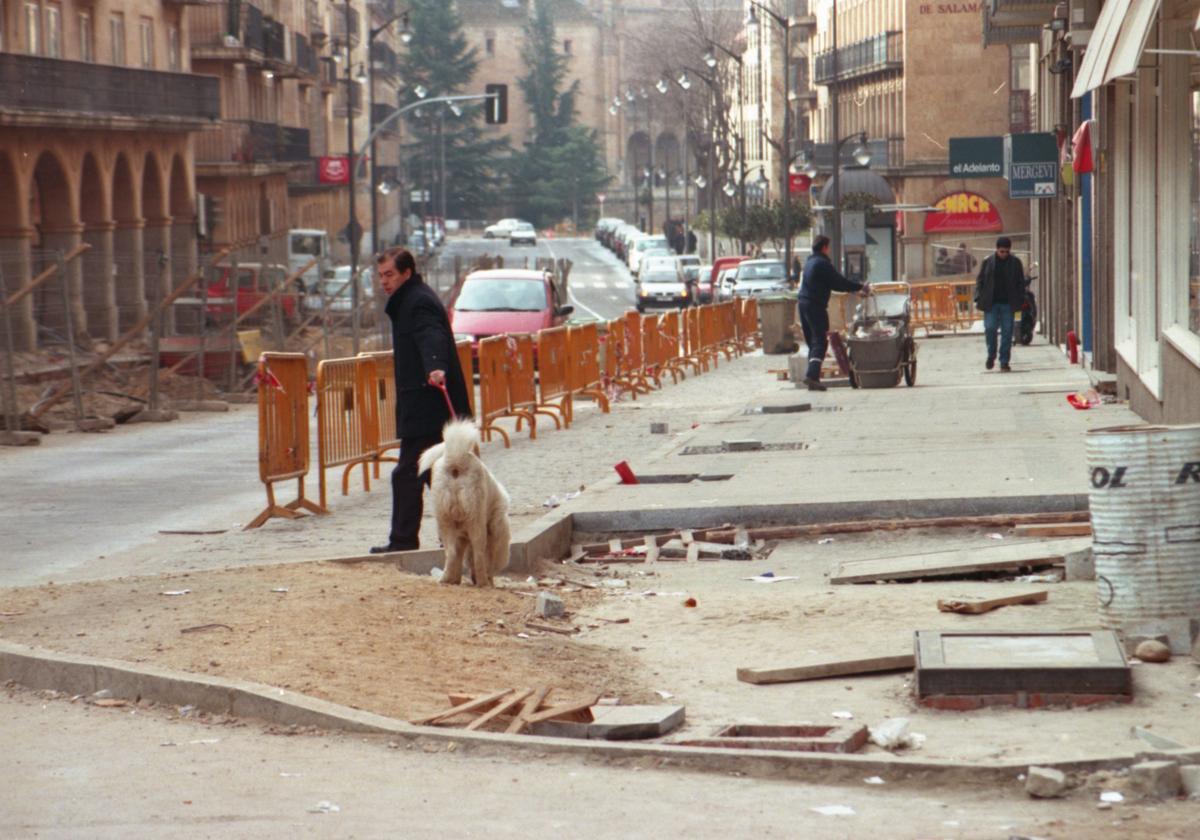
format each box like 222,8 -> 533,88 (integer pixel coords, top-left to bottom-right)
743,403 -> 812,415
679,442 -> 807,456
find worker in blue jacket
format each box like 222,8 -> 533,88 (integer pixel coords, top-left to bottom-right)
798,235 -> 870,391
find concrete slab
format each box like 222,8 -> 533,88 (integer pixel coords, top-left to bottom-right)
531,704 -> 685,741
830,538 -> 1092,584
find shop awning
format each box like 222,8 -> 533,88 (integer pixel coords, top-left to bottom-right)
1071,0 -> 1161,98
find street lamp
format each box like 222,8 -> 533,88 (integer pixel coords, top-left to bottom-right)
830,130 -> 870,272
743,1 -> 794,277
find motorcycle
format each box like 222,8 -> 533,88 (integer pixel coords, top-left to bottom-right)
1018,270 -> 1038,346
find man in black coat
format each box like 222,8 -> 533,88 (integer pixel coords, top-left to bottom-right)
797,235 -> 870,391
973,236 -> 1026,372
370,248 -> 472,553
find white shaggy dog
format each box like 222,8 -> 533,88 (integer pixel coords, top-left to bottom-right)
417,419 -> 511,587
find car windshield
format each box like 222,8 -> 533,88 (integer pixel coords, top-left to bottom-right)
513,223 -> 534,232
637,238 -> 668,252
454,278 -> 546,312
737,262 -> 786,280
642,272 -> 680,284
290,234 -> 323,256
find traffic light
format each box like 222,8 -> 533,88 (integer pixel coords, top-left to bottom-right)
485,83 -> 508,125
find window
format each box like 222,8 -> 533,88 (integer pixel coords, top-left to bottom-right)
1009,46 -> 1031,92
1190,90 -> 1200,335
44,2 -> 59,56
79,11 -> 93,61
0,0 -> 5,51
485,34 -> 494,56
563,39 -> 571,55
109,12 -> 124,64
167,24 -> 179,71
138,16 -> 152,67
24,1 -> 39,54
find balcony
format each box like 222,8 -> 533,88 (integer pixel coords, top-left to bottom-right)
294,33 -> 318,79
307,0 -> 328,46
789,0 -> 816,28
0,53 -> 219,129
195,120 -> 311,167
190,1 -> 268,63
331,5 -> 361,48
372,103 -> 398,134
371,41 -> 398,79
333,83 -> 362,118
982,3 -> 1047,46
263,18 -> 286,61
814,31 -> 903,85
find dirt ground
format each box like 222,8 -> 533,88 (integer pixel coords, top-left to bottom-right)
0,561 -> 655,723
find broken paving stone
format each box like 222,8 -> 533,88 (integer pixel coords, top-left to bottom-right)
1134,640 -> 1171,663
1129,761 -> 1181,799
1025,766 -> 1068,798
535,592 -> 565,619
1179,765 -> 1200,800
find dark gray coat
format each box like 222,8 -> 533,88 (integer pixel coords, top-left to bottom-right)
974,254 -> 1026,312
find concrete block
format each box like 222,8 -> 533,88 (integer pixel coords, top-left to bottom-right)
531,704 -> 685,741
75,417 -> 115,432
721,439 -> 763,452
1063,547 -> 1094,581
1025,766 -> 1068,798
126,409 -> 179,424
535,592 -> 565,619
787,351 -> 807,384
649,422 -> 668,434
1179,765 -> 1200,800
1128,760 -> 1181,799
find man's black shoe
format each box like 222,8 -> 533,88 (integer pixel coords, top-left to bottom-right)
369,543 -> 418,554
986,357 -> 995,370
803,377 -> 828,392
1000,364 -> 1012,372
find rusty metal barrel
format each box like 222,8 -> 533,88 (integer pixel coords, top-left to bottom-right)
1086,423 -> 1200,653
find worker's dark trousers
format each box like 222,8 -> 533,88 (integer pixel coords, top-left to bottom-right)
798,298 -> 829,381
388,433 -> 440,549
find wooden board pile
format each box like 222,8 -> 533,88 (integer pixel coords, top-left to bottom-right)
412,688 -> 598,734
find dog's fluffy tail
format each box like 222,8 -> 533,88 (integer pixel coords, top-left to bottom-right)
417,441 -> 444,476
418,419 -> 480,475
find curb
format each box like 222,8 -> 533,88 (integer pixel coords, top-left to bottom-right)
0,639 -> 1157,787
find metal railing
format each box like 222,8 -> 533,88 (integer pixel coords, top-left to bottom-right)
814,31 -> 903,85
371,41 -> 397,77
263,17 -> 286,61
294,33 -> 318,76
0,53 -> 219,122
195,120 -> 312,164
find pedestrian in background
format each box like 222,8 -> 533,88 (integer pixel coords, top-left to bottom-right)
370,248 -> 472,554
798,235 -> 870,391
973,236 -> 1026,372
954,242 -> 977,275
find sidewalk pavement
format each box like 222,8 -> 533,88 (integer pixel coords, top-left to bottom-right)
557,333 -> 1136,533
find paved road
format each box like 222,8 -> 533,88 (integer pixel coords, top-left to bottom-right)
440,235 -> 635,322
0,238 -> 631,589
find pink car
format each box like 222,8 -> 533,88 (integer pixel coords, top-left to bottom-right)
448,269 -> 574,356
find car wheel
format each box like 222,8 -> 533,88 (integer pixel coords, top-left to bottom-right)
636,304 -> 645,313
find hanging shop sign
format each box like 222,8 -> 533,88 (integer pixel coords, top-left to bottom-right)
949,136 -> 1005,178
923,192 -> 1003,234
1005,133 -> 1059,199
319,156 -> 350,185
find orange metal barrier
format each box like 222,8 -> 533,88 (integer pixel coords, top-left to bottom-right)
455,339 -> 476,416
656,311 -> 688,382
639,313 -> 667,388
605,317 -> 652,398
358,351 -> 400,479
508,328 -> 559,432
478,335 -> 516,447
625,311 -> 659,390
314,355 -> 380,509
566,322 -> 611,414
246,352 -> 325,529
534,327 -> 571,427
908,283 -> 958,335
717,301 -> 740,357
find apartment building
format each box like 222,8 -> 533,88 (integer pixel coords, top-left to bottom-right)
0,0 -> 219,350
803,0 -> 1030,280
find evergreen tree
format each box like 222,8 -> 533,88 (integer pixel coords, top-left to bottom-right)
507,1 -> 610,228
396,1 -> 508,219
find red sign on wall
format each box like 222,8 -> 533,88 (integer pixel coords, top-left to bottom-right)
924,191 -> 1003,234
788,173 -> 812,195
319,156 -> 350,185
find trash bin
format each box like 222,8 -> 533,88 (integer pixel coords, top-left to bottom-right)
758,295 -> 799,355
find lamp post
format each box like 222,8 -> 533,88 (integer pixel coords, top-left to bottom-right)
744,1 -> 793,278
343,0 -> 362,354
826,131 -> 870,272
721,133 -> 749,253
366,8 -> 412,258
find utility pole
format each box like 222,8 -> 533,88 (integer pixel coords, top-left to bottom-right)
830,0 -> 842,273
344,0 -> 360,355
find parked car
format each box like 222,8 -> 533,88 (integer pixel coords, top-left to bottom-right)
509,222 -> 538,247
448,269 -> 574,352
303,266 -> 374,314
628,235 -> 670,275
636,260 -> 691,312
728,259 -> 790,297
483,218 -> 528,239
287,228 -> 329,292
708,256 -> 747,302
205,262 -> 299,325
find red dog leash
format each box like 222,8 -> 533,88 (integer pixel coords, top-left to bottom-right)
432,380 -> 458,420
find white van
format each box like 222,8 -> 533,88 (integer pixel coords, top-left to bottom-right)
288,229 -> 329,291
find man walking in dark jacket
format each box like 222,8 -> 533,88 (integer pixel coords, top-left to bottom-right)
973,236 -> 1026,372
370,248 -> 473,553
798,235 -> 870,391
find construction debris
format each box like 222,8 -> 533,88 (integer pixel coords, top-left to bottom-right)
831,539 -> 1090,584
676,723 -> 868,754
1013,522 -> 1092,538
414,688 -> 603,735
738,654 -> 914,685
937,590 -> 1048,615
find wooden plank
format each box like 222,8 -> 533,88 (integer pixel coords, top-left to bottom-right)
525,621 -> 579,636
937,590 -> 1049,614
466,689 -> 533,731
505,687 -> 551,734
737,654 -> 915,685
1013,523 -> 1092,538
524,696 -> 600,725
411,688 -> 511,726
830,539 -> 1091,585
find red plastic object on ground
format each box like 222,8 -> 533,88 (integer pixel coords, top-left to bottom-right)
1066,330 -> 1079,364
1067,389 -> 1100,411
614,461 -> 638,484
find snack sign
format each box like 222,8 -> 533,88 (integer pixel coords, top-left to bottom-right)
923,192 -> 1003,233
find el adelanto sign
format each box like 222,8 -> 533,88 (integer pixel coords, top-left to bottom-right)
949,137 -> 1004,177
